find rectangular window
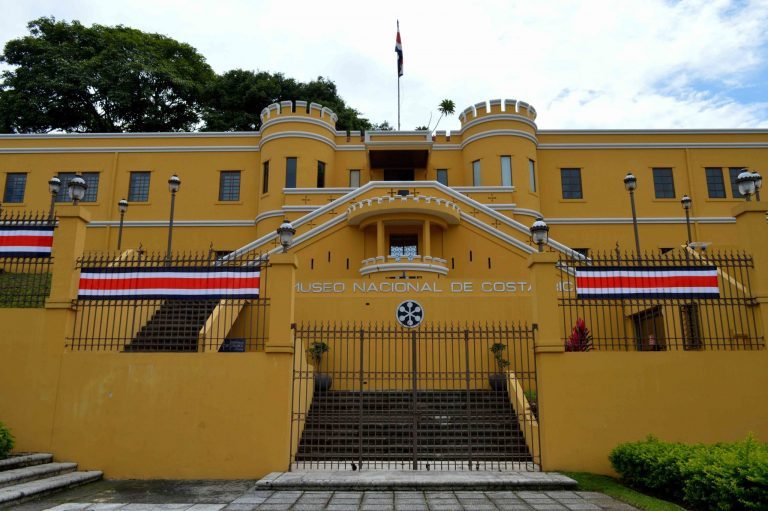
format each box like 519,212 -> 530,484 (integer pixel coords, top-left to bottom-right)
436,169 -> 448,186
285,157 -> 297,189
218,171 -> 241,201
729,167 -> 745,198
560,168 -> 583,199
128,171 -> 151,202
529,159 -> 537,192
349,169 -> 360,188
500,156 -> 512,187
652,167 -> 675,198
3,173 -> 27,203
262,161 -> 269,194
316,161 -> 326,188
390,234 -> 418,258
81,172 -> 99,202
705,167 -> 726,198
472,160 -> 481,186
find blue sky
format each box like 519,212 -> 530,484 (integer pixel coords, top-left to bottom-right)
1,0 -> 767,131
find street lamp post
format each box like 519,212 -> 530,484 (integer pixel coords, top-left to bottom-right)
529,217 -> 549,253
737,170 -> 756,201
681,194 -> 693,249
623,172 -> 641,256
752,171 -> 762,201
166,175 -> 181,262
117,198 -> 128,251
276,219 -> 296,253
67,176 -> 87,205
47,176 -> 61,221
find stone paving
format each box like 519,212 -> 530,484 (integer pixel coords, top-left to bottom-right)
12,481 -> 639,511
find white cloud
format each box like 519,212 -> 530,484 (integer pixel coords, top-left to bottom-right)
1,0 -> 767,130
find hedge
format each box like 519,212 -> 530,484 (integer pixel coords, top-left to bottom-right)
0,421 -> 13,459
610,436 -> 768,511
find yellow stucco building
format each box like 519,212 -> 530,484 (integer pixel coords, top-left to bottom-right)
0,98 -> 766,478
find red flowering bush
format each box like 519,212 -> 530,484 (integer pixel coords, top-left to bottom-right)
566,318 -> 593,351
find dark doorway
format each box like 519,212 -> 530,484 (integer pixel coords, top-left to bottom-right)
384,168 -> 415,181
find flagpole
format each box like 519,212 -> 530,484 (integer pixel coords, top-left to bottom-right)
396,20 -> 402,131
397,75 -> 401,131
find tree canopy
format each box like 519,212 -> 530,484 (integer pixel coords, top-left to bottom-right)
0,17 -> 215,133
0,17 -> 372,133
202,71 -> 371,132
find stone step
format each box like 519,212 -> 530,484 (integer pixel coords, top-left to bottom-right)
0,454 -> 53,472
0,470 -> 102,507
256,470 -> 576,491
0,462 -> 77,489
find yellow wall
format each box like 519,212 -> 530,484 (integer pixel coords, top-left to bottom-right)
537,350 -> 768,475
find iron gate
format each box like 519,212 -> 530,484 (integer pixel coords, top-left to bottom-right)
289,322 -> 540,471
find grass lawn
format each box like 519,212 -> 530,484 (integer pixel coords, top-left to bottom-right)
0,271 -> 52,307
563,472 -> 687,511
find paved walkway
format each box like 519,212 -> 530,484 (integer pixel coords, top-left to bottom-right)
12,480 -> 639,511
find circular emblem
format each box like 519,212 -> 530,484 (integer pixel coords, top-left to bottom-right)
396,300 -> 424,328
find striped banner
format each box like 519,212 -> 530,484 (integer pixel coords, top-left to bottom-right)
575,266 -> 720,299
0,225 -> 54,257
78,267 -> 260,300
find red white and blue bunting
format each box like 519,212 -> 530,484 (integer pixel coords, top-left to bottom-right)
78,267 -> 260,300
575,266 -> 720,299
0,225 -> 54,257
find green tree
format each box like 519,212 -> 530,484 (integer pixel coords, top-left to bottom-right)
431,99 -> 455,132
0,17 -> 215,133
201,71 -> 371,132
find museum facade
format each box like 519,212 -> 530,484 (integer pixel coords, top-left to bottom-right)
0,98 -> 766,478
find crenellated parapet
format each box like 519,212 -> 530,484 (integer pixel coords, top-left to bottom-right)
458,98 -> 537,126
259,100 -> 339,129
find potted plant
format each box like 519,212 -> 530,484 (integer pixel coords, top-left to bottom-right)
565,318 -> 593,351
307,341 -> 332,391
489,342 -> 510,391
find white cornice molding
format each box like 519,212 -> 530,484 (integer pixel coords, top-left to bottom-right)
284,187 -> 355,195
546,216 -> 736,225
260,116 -> 337,137
88,219 -> 255,228
0,132 -> 261,140
461,129 -> 538,147
538,142 -> 768,150
453,186 -> 516,193
259,131 -> 334,150
0,145 -> 259,154
461,113 -> 538,133
539,129 -> 768,135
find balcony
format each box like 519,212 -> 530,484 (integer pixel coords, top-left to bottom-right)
347,195 -> 461,227
359,255 -> 449,276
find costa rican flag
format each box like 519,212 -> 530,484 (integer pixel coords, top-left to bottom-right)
78,266 -> 260,300
395,22 -> 403,77
575,266 -> 720,299
0,225 -> 54,257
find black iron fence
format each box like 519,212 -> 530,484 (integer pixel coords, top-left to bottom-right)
290,322 -> 540,471
0,210 -> 55,308
558,249 -> 763,351
70,251 -> 269,352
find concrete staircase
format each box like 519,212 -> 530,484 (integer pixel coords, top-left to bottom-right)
125,299 -> 219,352
0,453 -> 102,507
295,390 -> 532,466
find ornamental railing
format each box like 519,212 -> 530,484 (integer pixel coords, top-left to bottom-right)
0,210 -> 55,308
70,250 -> 268,352
557,249 -> 763,351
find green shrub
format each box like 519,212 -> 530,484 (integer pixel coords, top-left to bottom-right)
0,421 -> 14,459
681,436 -> 768,511
610,435 -> 768,511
